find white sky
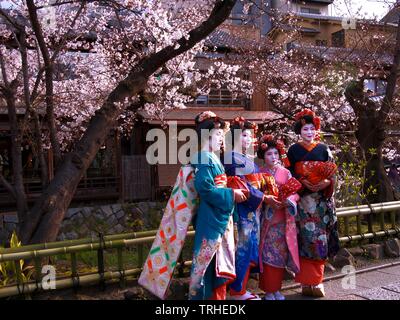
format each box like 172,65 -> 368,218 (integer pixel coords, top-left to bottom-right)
330,0 -> 397,20
0,0 -> 397,20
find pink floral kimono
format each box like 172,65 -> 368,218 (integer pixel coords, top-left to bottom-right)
259,166 -> 301,293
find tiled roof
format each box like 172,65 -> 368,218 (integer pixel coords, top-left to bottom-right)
205,29 -> 259,50
280,24 -> 320,33
381,6 -> 400,24
138,107 -> 279,125
290,43 -> 393,66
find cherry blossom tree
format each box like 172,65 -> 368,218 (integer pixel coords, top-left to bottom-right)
0,0 -> 247,244
227,1 -> 400,207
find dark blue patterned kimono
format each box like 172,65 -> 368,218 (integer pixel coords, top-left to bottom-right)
222,152 -> 264,293
287,143 -> 340,260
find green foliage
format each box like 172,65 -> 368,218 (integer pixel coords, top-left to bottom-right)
368,148 -> 377,156
333,137 -> 376,207
0,231 -> 34,287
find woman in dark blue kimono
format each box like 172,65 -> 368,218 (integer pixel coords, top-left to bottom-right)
189,111 -> 248,300
287,109 -> 340,297
221,117 -> 268,300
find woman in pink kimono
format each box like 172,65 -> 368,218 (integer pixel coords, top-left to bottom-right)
257,135 -> 302,300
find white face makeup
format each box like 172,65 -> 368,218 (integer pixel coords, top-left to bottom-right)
241,129 -> 253,151
264,147 -> 280,168
300,123 -> 316,143
209,128 -> 225,152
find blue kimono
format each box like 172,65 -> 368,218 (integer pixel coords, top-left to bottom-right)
222,152 -> 264,294
189,151 -> 236,300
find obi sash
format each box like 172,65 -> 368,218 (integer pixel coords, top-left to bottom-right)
244,173 -> 265,190
138,165 -> 198,299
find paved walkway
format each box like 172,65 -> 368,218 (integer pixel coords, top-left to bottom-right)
32,259 -> 400,300
282,264 -> 400,300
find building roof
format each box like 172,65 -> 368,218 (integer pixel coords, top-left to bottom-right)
138,107 -> 279,125
279,24 -> 320,34
290,43 -> 393,66
381,5 -> 400,24
294,12 -> 344,22
205,29 -> 259,50
293,0 -> 334,3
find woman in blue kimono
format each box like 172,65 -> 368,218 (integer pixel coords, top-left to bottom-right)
222,117 -> 272,300
287,109 -> 340,298
189,111 -> 248,300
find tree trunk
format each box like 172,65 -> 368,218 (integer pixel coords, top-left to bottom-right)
356,123 -> 395,204
346,81 -> 396,204
5,92 -> 29,223
20,0 -> 238,244
345,80 -> 397,233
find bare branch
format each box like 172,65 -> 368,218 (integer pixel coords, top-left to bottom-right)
26,0 -> 61,165
380,16 -> 400,123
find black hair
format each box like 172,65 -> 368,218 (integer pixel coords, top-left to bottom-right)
257,139 -> 279,160
194,113 -> 227,144
229,120 -> 257,150
294,115 -> 315,135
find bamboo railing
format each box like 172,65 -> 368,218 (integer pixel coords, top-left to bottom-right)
0,202 -> 399,299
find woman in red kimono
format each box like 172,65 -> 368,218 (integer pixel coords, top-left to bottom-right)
287,109 -> 339,297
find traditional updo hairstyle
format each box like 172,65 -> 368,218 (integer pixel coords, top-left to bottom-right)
257,134 -> 290,167
229,116 -> 258,150
194,111 -> 229,146
293,108 -> 321,135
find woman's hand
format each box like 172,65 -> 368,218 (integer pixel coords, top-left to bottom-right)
233,189 -> 248,203
302,178 -> 331,192
301,179 -> 319,193
314,179 -> 331,192
263,195 -> 284,209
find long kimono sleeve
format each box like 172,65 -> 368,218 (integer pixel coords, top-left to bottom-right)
324,146 -> 336,198
244,182 -> 264,211
194,164 -> 235,213
287,146 -> 297,178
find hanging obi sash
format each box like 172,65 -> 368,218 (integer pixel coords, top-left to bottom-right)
138,165 -> 198,299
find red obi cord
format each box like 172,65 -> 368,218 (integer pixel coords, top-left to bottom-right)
214,173 -> 228,188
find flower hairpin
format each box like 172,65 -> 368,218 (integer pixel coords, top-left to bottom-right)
231,116 -> 245,128
261,134 -> 273,142
294,108 -> 316,121
258,135 -> 290,167
198,111 -> 217,123
294,108 -> 321,131
260,143 -> 268,150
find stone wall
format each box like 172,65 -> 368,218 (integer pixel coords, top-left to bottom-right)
0,201 -> 166,244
